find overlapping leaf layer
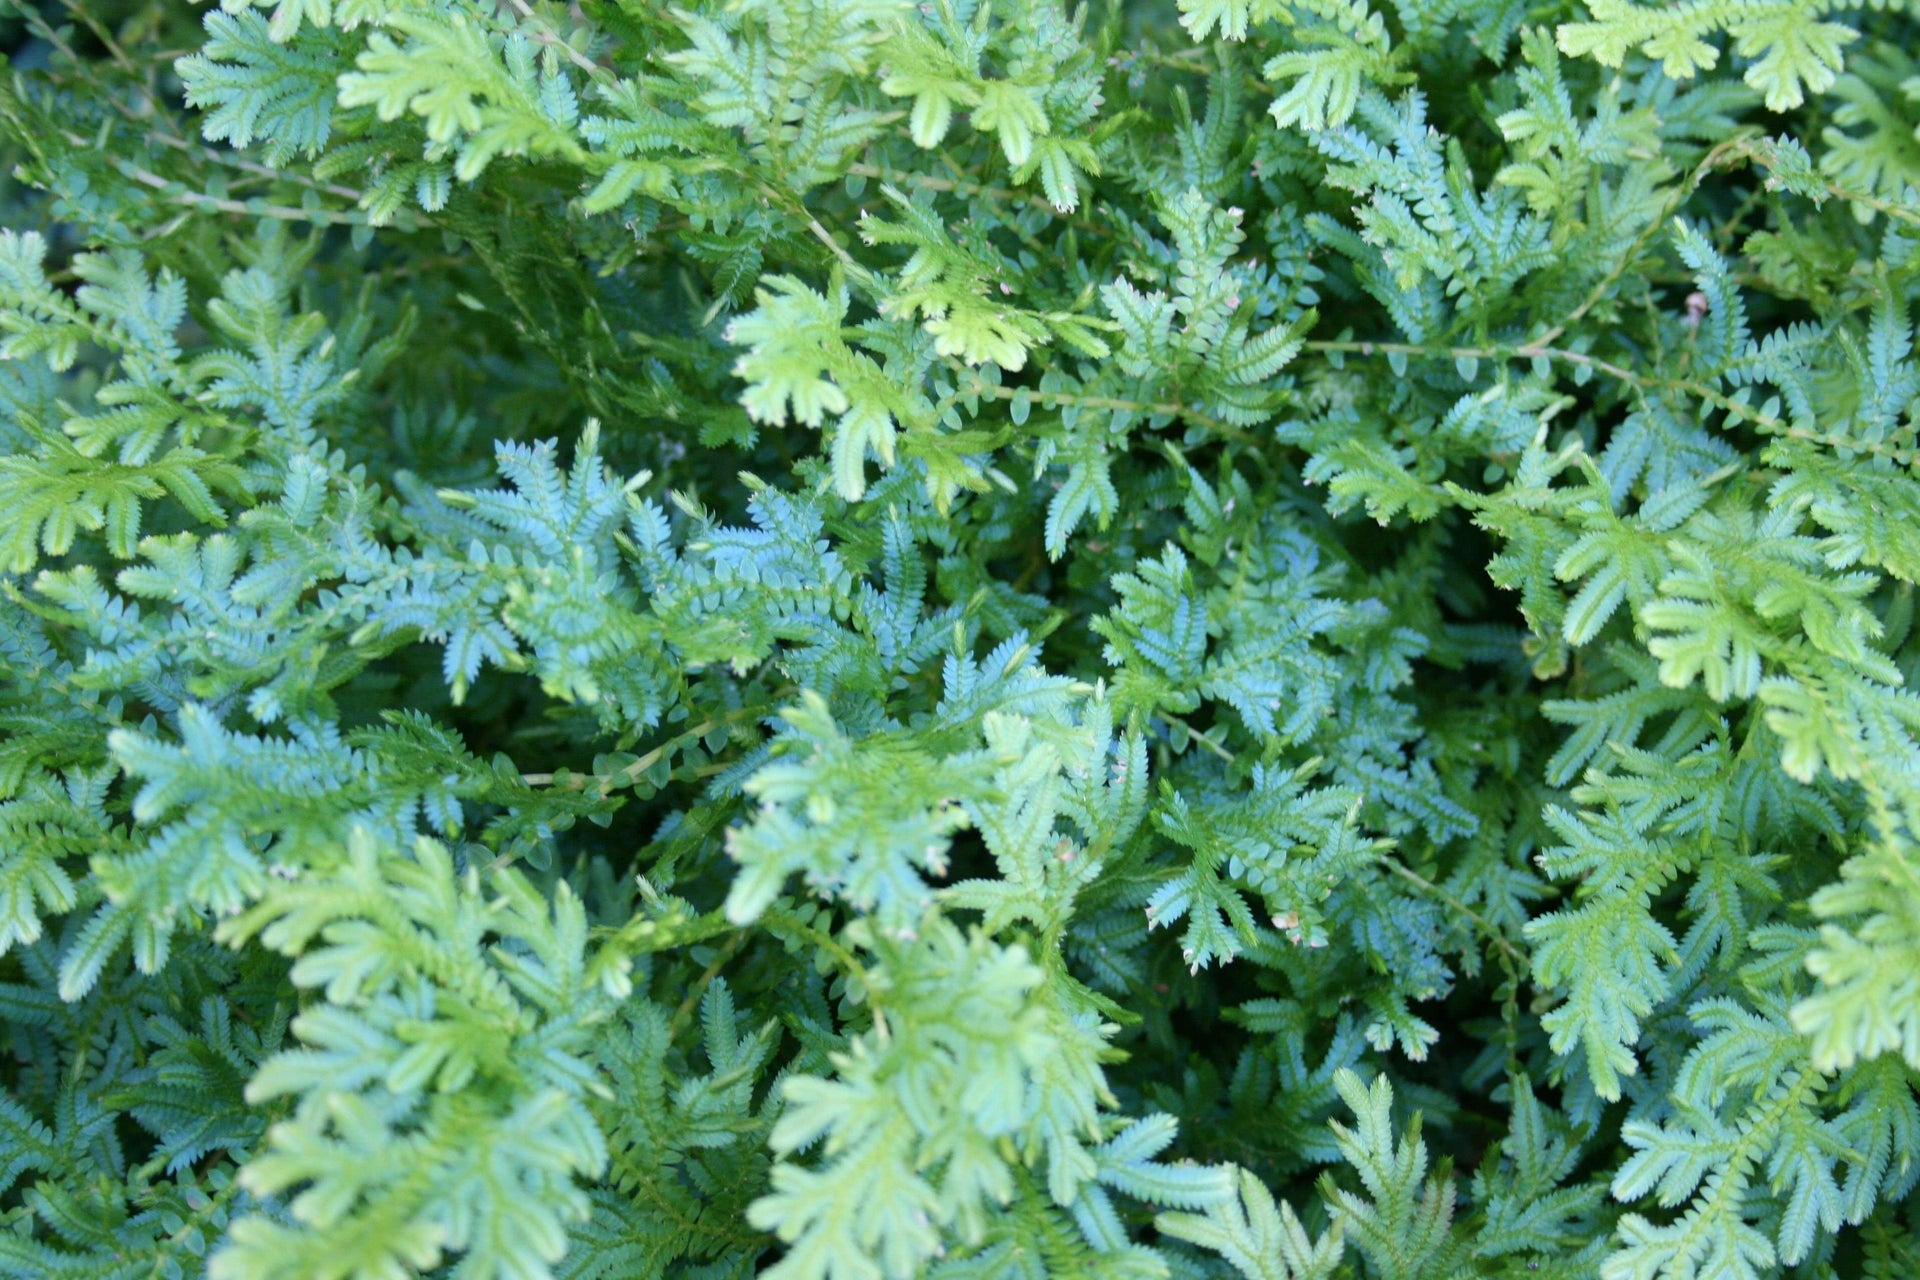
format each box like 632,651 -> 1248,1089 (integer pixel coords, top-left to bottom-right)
2,1 -> 1918,1276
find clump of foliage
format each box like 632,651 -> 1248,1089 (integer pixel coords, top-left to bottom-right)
1,0 -> 1918,1276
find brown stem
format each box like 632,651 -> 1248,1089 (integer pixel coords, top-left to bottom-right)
1304,337 -> 1919,469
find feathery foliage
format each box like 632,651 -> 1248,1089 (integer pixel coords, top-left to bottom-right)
2,0 -> 1918,1276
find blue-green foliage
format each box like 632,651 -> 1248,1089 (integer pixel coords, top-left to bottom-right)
2,0 -> 1919,1277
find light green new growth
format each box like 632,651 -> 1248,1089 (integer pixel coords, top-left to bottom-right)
1,0 -> 1918,1278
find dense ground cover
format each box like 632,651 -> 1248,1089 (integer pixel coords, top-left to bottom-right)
2,1 -> 1920,1277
